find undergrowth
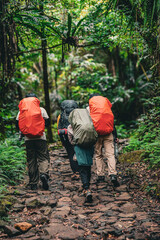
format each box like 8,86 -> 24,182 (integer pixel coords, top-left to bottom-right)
124,96 -> 160,168
0,135 -> 26,194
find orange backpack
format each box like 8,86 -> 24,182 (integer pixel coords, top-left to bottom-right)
89,96 -> 114,135
18,97 -> 45,138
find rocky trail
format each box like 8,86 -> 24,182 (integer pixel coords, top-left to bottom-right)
0,147 -> 160,240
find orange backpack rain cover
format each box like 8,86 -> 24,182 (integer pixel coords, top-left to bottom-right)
89,96 -> 114,135
18,97 -> 45,138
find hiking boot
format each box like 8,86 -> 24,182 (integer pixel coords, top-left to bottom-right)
97,176 -> 105,183
40,174 -> 49,190
85,190 -> 93,203
110,174 -> 120,187
30,184 -> 38,190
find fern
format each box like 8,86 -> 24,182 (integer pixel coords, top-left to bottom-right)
0,136 -> 26,188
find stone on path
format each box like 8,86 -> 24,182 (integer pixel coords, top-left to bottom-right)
3,225 -> 20,237
14,222 -> 32,232
44,223 -> 84,239
116,192 -> 132,201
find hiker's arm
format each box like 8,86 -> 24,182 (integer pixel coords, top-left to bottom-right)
16,112 -> 20,131
67,125 -> 74,145
40,107 -> 50,128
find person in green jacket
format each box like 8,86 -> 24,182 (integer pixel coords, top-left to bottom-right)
67,124 -> 94,203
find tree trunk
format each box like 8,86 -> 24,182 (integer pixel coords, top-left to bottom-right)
17,82 -> 23,101
40,1 -> 53,142
54,67 -> 58,95
115,47 -> 124,85
41,37 -> 53,142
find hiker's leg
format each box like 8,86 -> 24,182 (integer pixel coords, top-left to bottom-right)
35,140 -> 50,179
65,137 -> 79,173
86,166 -> 91,184
94,137 -> 105,176
103,133 -> 117,176
79,165 -> 90,190
26,140 -> 39,185
79,165 -> 92,203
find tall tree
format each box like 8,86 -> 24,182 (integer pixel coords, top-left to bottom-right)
40,1 -> 53,142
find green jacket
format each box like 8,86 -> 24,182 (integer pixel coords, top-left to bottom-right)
74,145 -> 94,166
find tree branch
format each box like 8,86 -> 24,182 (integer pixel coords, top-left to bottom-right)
15,43 -> 62,55
15,41 -> 105,55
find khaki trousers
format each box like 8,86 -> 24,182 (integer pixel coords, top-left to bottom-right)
94,133 -> 117,176
26,140 -> 50,185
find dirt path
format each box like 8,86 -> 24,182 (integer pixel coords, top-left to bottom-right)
0,148 -> 160,240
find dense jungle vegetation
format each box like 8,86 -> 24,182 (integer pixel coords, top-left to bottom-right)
0,0 -> 160,196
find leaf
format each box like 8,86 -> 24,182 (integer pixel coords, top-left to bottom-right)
67,13 -> 72,37
72,17 -> 86,36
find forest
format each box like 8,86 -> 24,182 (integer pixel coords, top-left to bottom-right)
0,0 -> 160,229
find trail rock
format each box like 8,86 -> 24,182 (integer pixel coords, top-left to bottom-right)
36,215 -> 49,224
116,185 -> 127,192
113,220 -> 134,231
47,199 -> 57,208
105,217 -> 118,224
78,214 -> 87,219
63,182 -> 78,191
25,197 -> 42,208
3,225 -> 20,237
14,222 -> 32,232
99,196 -> 114,202
51,206 -> 70,218
40,206 -> 52,215
135,211 -> 148,221
116,192 -> 131,201
90,212 -> 103,220
44,223 -> 84,238
120,202 -> 138,213
12,203 -> 25,212
102,225 -> 123,238
72,195 -> 84,206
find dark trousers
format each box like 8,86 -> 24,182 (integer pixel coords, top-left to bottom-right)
25,140 -> 50,185
79,165 -> 91,190
60,134 -> 79,173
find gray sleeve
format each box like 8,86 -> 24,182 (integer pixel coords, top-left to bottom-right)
40,107 -> 49,119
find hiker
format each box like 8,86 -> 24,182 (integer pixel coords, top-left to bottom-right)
16,93 -> 50,190
89,94 -> 120,187
68,108 -> 98,203
57,100 -> 79,180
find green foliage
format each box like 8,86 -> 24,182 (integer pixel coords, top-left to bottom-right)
0,97 -> 19,140
52,122 -> 60,143
0,136 -> 26,189
145,182 -> 160,198
116,124 -> 131,139
124,96 -> 160,168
